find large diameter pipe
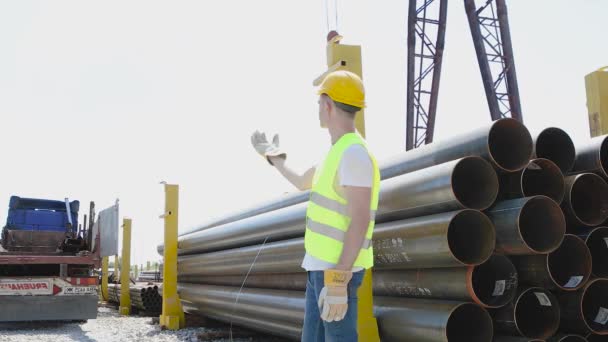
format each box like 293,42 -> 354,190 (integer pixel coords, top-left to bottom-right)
373,210 -> 495,269
179,283 -> 494,342
498,158 -> 565,204
533,127 -> 576,173
176,157 -> 498,255
493,337 -> 543,342
374,297 -> 493,342
184,255 -> 516,309
178,210 -> 496,276
562,173 -> 608,228
492,287 -> 560,339
572,135 -> 608,178
377,157 -> 498,221
511,234 -> 592,291
182,305 -> 302,340
557,278 -> 608,336
548,335 -> 588,342
587,333 -> 608,341
582,227 -> 608,278
180,191 -> 309,237
373,255 -> 517,308
486,196 -> 566,255
176,118 -> 529,239
381,117 -> 532,176
178,283 -> 305,324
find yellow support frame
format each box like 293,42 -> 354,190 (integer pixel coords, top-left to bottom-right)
159,183 -> 185,330
316,33 -> 380,342
586,66 -> 608,137
101,256 -> 109,301
119,218 -> 132,315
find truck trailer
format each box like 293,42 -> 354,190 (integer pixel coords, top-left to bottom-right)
0,196 -> 118,322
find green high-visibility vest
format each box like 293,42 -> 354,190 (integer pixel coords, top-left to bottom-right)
304,132 -> 380,269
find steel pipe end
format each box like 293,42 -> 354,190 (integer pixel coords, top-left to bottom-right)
488,118 -> 533,172
564,173 -> 608,227
519,196 -> 566,254
446,303 -> 493,342
469,254 -> 517,308
548,234 -> 592,291
521,158 -> 565,204
448,210 -> 496,266
534,127 -> 576,173
578,279 -> 608,335
585,227 -> 608,278
587,332 -> 608,341
452,157 -> 499,210
512,287 -> 560,339
549,335 -> 588,342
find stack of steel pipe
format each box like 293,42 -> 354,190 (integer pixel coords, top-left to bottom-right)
160,120 -> 608,341
108,283 -> 163,313
137,271 -> 162,282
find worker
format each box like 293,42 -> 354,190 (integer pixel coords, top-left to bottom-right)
251,70 -> 380,341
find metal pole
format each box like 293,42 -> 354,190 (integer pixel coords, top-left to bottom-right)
464,0 -> 502,121
159,183 -> 185,330
119,218 -> 131,315
406,0 -> 416,151
496,0 -> 523,121
101,256 -> 109,301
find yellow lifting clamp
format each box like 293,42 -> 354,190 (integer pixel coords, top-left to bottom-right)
159,183 -> 185,330
315,31 -> 380,342
586,66 -> 608,137
119,218 -> 132,315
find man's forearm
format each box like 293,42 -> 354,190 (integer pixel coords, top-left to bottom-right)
268,156 -> 313,191
336,215 -> 370,270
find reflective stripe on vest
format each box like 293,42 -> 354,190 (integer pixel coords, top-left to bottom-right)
304,132 -> 380,269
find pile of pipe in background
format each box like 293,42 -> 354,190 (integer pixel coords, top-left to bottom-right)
108,283 -> 163,313
158,119 -> 608,342
137,270 -> 163,282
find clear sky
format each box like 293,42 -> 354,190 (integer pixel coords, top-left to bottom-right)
0,1 -> 605,265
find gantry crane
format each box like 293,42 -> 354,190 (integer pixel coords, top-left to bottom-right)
406,0 -> 523,150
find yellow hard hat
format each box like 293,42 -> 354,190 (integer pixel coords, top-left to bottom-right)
317,70 -> 365,109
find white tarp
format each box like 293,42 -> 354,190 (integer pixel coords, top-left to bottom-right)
98,201 -> 119,257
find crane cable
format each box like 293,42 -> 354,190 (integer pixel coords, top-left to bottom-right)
325,0 -> 339,34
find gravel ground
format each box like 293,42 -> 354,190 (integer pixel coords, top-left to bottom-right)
0,307 -> 286,342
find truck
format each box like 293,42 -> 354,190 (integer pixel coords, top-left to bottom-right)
0,196 -> 118,322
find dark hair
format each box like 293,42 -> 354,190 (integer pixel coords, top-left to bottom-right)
333,101 -> 361,116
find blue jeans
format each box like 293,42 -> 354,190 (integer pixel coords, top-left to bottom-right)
301,270 -> 364,342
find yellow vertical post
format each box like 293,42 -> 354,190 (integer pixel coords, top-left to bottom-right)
119,218 -> 132,315
586,67 -> 608,137
159,183 -> 185,330
318,32 -> 380,342
101,256 -> 109,301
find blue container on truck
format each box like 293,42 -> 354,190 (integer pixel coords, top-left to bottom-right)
2,196 -> 80,252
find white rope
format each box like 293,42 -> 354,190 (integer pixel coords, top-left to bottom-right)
229,235 -> 270,341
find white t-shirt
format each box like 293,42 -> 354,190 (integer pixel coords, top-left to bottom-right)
301,144 -> 374,272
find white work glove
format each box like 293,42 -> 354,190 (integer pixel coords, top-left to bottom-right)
318,269 -> 353,322
250,130 -> 286,165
